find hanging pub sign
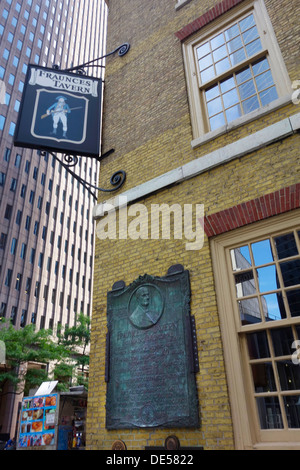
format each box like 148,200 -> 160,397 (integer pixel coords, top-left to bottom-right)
14,65 -> 102,158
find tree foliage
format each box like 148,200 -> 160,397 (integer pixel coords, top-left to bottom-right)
0,314 -> 90,396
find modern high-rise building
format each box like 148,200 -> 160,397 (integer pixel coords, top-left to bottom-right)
0,0 -> 107,437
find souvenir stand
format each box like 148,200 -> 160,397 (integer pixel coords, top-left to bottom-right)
17,384 -> 87,450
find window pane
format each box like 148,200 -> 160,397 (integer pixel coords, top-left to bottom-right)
209,112 -> 225,131
287,289 -> 300,317
277,361 -> 300,390
199,53 -> 213,71
283,396 -> 300,428
242,95 -> 260,114
215,56 -> 231,75
251,239 -> 274,265
223,88 -> 239,108
235,270 -> 256,297
256,397 -> 283,429
224,23 -> 239,40
257,265 -> 278,292
212,44 -> 227,62
0,115 -> 5,130
211,32 -> 225,50
259,86 -> 278,106
271,328 -> 294,356
229,48 -> 246,66
263,293 -> 286,320
239,79 -> 256,100
9,122 -> 16,136
236,66 -> 252,84
220,76 -> 235,93
251,362 -> 276,392
231,245 -> 252,269
200,65 -> 215,83
247,331 -> 270,359
207,96 -> 222,117
239,14 -> 255,33
255,70 -> 274,91
245,38 -> 262,57
274,233 -> 298,259
205,84 -> 220,101
197,42 -> 210,59
252,57 -> 270,75
225,103 -> 242,122
242,26 -> 259,45
239,297 -> 261,323
280,260 -> 300,287
227,35 -> 243,53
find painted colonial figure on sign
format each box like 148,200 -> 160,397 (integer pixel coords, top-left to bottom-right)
46,96 -> 71,138
30,89 -> 89,143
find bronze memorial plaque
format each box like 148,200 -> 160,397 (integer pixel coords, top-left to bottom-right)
105,266 -> 199,429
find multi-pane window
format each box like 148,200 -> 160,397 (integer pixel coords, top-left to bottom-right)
197,11 -> 278,132
230,229 -> 300,431
183,0 -> 291,139
212,212 -> 300,448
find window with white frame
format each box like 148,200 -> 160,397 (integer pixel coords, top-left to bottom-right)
183,0 -> 291,139
211,210 -> 300,449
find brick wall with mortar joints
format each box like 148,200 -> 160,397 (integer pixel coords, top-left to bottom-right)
99,0 -> 299,195
88,0 -> 300,451
88,132 -> 299,450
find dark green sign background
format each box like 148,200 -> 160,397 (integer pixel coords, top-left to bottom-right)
105,269 -> 199,429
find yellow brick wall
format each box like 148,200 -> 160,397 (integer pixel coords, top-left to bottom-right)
87,0 -> 300,450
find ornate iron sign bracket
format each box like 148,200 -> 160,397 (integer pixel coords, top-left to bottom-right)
43,44 -> 130,198
62,43 -> 130,74
39,150 -> 126,201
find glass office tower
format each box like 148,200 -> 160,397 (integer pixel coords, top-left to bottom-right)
0,0 -> 107,436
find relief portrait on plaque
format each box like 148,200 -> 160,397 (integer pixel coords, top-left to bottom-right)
128,284 -> 164,329
105,268 -> 200,430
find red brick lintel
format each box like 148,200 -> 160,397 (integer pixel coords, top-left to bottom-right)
175,0 -> 245,41
203,184 -> 300,238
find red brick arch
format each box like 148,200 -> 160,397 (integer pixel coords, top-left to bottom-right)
203,184 -> 300,237
175,0 -> 246,41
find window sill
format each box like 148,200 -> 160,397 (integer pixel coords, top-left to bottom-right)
175,0 -> 192,11
253,442 -> 300,451
191,94 -> 293,149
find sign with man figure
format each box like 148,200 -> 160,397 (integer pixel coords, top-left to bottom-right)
45,95 -> 71,138
14,65 -> 102,158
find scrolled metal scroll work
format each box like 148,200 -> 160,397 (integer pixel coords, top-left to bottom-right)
38,151 -> 126,200
63,154 -> 79,167
108,170 -> 126,192
64,43 -> 130,74
117,43 -> 130,57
